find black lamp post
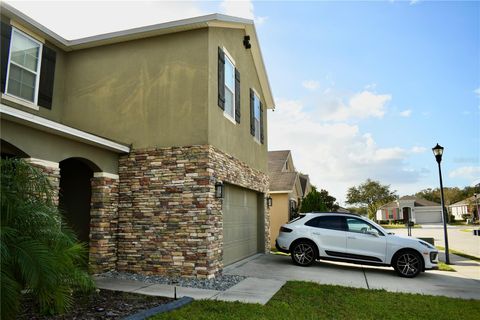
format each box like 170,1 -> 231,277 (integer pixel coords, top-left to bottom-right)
432,143 -> 450,264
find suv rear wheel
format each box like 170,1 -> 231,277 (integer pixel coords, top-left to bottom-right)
393,250 -> 423,278
291,241 -> 317,266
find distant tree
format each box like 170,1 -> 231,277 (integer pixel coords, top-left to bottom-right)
346,179 -> 397,220
299,186 -> 339,213
416,186 -> 475,206
346,206 -> 368,217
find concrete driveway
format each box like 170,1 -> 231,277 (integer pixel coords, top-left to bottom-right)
393,223 -> 480,258
223,253 -> 480,300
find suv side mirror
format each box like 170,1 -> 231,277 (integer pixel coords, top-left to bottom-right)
367,229 -> 379,237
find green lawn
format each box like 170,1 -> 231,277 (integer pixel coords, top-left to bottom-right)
150,281 -> 479,320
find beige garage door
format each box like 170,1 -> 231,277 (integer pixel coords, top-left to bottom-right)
223,184 -> 260,266
415,211 -> 442,224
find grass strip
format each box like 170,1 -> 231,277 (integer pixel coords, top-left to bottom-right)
150,281 -> 479,320
436,246 -> 480,262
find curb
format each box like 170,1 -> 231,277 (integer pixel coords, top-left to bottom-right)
122,296 -> 194,320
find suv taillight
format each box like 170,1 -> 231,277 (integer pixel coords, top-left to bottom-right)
280,226 -> 293,233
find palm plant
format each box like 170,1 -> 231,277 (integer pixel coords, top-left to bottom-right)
1,158 -> 94,318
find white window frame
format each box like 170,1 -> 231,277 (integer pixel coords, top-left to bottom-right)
223,48 -> 236,124
252,88 -> 261,143
5,27 -> 43,106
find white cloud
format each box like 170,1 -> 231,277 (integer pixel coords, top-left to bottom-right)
399,109 -> 412,117
320,91 -> 391,121
6,0 -> 206,39
448,166 -> 480,180
220,0 -> 267,25
411,146 -> 427,154
364,83 -> 377,91
269,98 -> 424,204
474,87 -> 480,97
302,80 -> 320,91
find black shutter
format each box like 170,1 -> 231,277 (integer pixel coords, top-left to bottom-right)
249,89 -> 255,136
218,47 -> 225,110
234,68 -> 240,123
260,101 -> 264,144
38,45 -> 56,109
1,22 -> 12,93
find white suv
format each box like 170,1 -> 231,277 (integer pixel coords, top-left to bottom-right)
275,212 -> 439,278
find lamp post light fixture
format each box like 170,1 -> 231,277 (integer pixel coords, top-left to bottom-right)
474,193 -> 480,222
432,143 -> 450,264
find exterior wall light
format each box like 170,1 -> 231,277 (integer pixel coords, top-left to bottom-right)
267,196 -> 273,208
215,182 -> 224,198
243,35 -> 251,49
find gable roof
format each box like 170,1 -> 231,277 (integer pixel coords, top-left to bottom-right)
299,174 -> 309,194
379,196 -> 440,210
450,195 -> 477,207
268,150 -> 290,173
269,172 -> 299,193
0,2 -> 275,109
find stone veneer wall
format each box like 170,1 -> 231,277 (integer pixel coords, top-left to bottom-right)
25,159 -> 60,206
117,145 -> 269,278
89,176 -> 119,273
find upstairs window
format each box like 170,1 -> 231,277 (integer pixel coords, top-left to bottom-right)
6,29 -> 42,104
1,23 -> 57,109
218,47 -> 240,123
253,92 -> 261,142
249,88 -> 264,144
224,55 -> 235,119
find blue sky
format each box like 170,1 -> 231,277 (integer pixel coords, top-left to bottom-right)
8,0 -> 479,204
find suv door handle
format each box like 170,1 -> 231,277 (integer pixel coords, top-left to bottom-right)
348,236 -> 356,239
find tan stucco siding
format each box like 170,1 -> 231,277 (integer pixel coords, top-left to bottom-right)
60,29 -> 209,148
269,193 -> 290,247
1,119 -> 119,173
207,27 -> 268,173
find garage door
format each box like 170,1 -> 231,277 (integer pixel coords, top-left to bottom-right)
223,184 -> 260,266
415,211 -> 442,224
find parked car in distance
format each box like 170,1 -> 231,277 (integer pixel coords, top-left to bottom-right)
275,212 -> 439,278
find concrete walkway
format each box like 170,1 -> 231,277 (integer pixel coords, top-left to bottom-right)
94,274 -> 285,305
95,252 -> 480,305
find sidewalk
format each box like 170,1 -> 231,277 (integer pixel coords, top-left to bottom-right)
93,275 -> 285,305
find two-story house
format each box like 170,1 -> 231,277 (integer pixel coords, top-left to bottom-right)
0,2 -> 274,279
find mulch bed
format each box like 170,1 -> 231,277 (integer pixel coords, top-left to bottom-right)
17,289 -> 173,319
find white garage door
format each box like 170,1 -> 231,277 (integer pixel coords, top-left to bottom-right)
223,184 -> 260,266
415,211 -> 442,224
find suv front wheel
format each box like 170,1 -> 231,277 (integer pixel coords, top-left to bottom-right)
393,250 -> 423,278
291,241 -> 317,266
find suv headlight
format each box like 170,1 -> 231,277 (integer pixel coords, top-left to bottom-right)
419,240 -> 435,250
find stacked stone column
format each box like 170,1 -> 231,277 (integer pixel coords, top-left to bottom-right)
89,173 -> 119,273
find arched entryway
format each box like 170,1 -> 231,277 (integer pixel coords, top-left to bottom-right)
1,139 -> 29,159
59,158 -> 99,244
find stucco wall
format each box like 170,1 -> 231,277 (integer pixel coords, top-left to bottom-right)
62,29 -> 209,149
207,27 -> 268,173
269,193 -> 289,247
1,119 -> 120,173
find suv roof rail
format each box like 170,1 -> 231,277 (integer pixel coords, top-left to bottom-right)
308,211 -> 362,217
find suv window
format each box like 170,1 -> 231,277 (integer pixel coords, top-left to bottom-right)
346,218 -> 384,236
305,216 -> 345,231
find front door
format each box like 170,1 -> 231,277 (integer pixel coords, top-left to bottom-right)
345,217 -> 387,263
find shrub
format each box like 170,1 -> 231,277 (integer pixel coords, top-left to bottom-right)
0,159 -> 94,318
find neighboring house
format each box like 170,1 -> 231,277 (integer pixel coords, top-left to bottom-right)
299,173 -> 312,197
376,196 -> 442,224
268,150 -> 308,246
0,2 -> 275,279
449,195 -> 478,220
